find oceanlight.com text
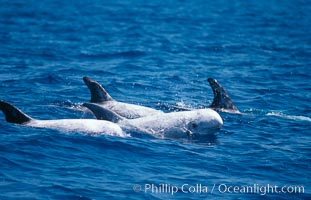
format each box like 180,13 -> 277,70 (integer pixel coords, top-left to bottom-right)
133,183 -> 305,196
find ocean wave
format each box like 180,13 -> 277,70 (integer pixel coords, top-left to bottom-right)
266,112 -> 311,122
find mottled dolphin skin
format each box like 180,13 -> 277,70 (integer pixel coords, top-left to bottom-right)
207,78 -> 240,113
0,100 -> 126,137
83,77 -> 163,119
83,103 -> 223,139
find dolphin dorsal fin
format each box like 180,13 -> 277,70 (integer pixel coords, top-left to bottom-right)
83,77 -> 113,103
0,100 -> 32,124
207,78 -> 239,113
83,103 -> 123,123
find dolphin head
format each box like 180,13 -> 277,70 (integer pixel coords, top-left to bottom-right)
186,109 -> 223,135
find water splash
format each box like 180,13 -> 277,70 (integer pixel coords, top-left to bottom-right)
267,112 -> 311,122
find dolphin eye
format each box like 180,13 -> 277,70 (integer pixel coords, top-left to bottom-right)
191,123 -> 198,129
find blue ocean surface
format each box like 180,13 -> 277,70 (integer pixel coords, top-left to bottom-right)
0,0 -> 310,199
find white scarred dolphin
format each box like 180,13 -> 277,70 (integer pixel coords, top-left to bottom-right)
83,76 -> 163,119
0,100 -> 126,137
83,103 -> 223,139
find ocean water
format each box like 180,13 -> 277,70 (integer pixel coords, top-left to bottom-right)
0,0 -> 310,199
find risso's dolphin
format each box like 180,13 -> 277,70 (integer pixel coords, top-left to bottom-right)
161,78 -> 240,113
83,77 -> 163,119
207,78 -> 240,113
83,103 -> 223,139
0,100 -> 126,137
83,77 -> 239,117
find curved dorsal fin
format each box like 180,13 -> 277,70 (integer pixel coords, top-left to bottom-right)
0,100 -> 32,124
83,77 -> 113,103
83,103 -> 123,123
207,78 -> 239,113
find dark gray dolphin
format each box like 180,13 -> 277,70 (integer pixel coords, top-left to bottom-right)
207,78 -> 240,113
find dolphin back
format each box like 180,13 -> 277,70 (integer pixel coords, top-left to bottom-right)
83,103 -> 123,123
207,78 -> 239,113
0,100 -> 32,124
83,76 -> 113,103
